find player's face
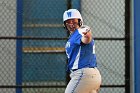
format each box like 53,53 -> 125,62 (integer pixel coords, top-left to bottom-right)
65,19 -> 79,33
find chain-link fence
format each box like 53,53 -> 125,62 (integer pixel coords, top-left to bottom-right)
0,0 -> 130,93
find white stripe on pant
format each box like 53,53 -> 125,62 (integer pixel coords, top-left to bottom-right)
65,67 -> 102,93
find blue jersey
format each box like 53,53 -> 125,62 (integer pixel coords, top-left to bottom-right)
65,28 -> 97,72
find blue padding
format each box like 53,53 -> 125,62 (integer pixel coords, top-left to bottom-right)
16,0 -> 23,93
134,0 -> 140,93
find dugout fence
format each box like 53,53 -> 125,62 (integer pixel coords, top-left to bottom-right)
0,0 -> 130,93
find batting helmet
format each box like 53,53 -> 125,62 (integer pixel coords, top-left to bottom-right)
63,9 -> 83,27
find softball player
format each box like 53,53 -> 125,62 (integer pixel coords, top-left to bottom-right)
63,9 -> 102,93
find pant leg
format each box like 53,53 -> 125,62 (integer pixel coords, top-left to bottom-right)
75,68 -> 101,93
65,68 -> 101,93
65,69 -> 84,93
89,90 -> 97,93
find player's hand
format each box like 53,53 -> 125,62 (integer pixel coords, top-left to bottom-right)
81,25 -> 91,36
80,25 -> 92,44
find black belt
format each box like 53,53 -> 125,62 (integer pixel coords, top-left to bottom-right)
72,69 -> 78,71
71,67 -> 95,72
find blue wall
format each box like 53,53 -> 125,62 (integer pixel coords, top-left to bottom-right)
16,0 -> 67,93
22,0 -> 67,82
134,0 -> 140,93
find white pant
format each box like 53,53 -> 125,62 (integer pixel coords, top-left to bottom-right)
65,68 -> 101,93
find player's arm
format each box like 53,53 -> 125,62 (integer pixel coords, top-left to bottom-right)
81,31 -> 92,44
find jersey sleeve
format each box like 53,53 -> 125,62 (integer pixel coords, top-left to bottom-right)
74,32 -> 82,45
